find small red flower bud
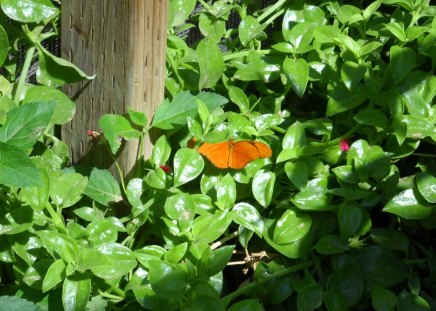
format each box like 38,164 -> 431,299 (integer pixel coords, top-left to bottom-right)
87,130 -> 94,136
87,130 -> 101,139
160,164 -> 172,173
340,139 -> 350,152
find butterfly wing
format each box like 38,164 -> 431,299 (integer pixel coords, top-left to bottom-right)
229,141 -> 272,169
198,141 -> 231,168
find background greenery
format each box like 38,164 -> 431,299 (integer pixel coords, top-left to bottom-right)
0,0 -> 435,310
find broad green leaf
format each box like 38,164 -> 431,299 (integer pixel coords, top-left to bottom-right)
0,296 -> 42,311
416,172 -> 436,203
338,205 -> 362,239
324,291 -> 349,311
292,178 -> 331,211
151,136 -> 172,166
381,0 -> 413,11
173,148 -> 204,187
397,290 -> 431,311
232,203 -> 264,237
169,0 -> 197,27
216,174 -> 236,210
0,205 -> 33,235
23,86 -> 75,125
389,46 -> 416,84
273,209 -> 312,244
164,243 -> 188,265
148,260 -> 188,297
327,255 -> 364,307
354,109 -> 388,129
62,275 -> 91,311
0,101 -> 55,150
297,283 -> 323,311
36,42 -> 94,88
283,57 -> 309,98
87,219 -> 118,246
239,16 -> 265,46
197,37 -> 224,89
252,170 -> 275,208
145,168 -> 167,189
0,25 -> 8,67
384,23 -> 407,42
228,86 -> 250,113
400,115 -> 435,139
383,188 -> 432,219
90,243 -> 137,279
164,193 -> 195,230
277,121 -> 306,162
201,245 -> 235,277
0,142 -> 42,187
283,22 -> 314,53
285,161 -> 308,189
134,245 -> 167,268
99,114 -> 141,154
20,168 -> 49,211
199,14 -> 226,38
371,228 -> 409,254
192,211 -> 232,244
50,173 -> 88,208
227,299 -> 264,311
372,286 -> 397,311
341,61 -> 366,91
363,1 -> 381,19
327,84 -> 366,116
332,166 -> 359,184
234,53 -> 280,83
126,178 -> 145,208
83,168 -> 122,205
37,230 -> 79,263
314,235 -> 349,254
1,0 -> 59,23
42,259 -> 66,292
128,108 -> 148,127
152,91 -> 227,130
353,246 -> 408,287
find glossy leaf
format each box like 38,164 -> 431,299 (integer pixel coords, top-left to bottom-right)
84,168 -> 122,206
148,260 -> 188,297
42,259 -> 66,292
396,290 -> 431,311
128,108 -> 148,127
62,275 -> 91,311
200,245 -> 235,277
285,161 -> 308,189
0,25 -> 8,67
239,16 -> 265,46
1,0 -> 59,23
252,170 -> 275,208
215,174 -> 236,210
37,230 -> 79,263
197,37 -> 224,89
232,203 -> 264,237
192,211 -> 232,244
297,283 -> 323,311
283,57 -> 309,97
227,299 -> 263,311
50,173 -> 88,208
164,193 -> 195,230
389,46 -> 416,84
372,286 -> 397,311
292,178 -> 331,211
173,148 -> 204,187
90,243 -> 137,279
314,235 -> 349,254
338,205 -> 362,239
87,219 -> 118,246
383,188 -> 432,219
416,172 -> 436,203
273,209 -> 312,244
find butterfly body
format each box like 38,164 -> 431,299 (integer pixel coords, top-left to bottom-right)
198,139 -> 272,169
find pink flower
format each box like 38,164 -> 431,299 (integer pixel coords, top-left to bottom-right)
340,139 -> 350,152
87,130 -> 100,139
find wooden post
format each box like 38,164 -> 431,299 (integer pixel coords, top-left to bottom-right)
61,0 -> 167,175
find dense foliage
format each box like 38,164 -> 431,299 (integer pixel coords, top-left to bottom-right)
0,0 -> 435,310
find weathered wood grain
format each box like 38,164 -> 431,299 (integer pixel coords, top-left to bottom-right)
61,0 -> 167,176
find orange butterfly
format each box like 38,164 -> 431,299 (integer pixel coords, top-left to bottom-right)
198,138 -> 272,169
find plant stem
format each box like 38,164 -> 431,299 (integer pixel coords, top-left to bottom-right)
211,231 -> 238,250
262,8 -> 285,27
14,46 -> 36,103
223,49 -> 271,61
257,0 -> 288,23
167,53 -> 185,89
221,259 -> 315,307
45,202 -> 66,231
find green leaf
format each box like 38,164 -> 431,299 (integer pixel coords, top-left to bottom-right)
232,203 -> 264,237
0,205 -> 33,235
128,108 -> 148,127
36,42 -> 94,87
145,168 -> 167,189
23,86 -> 75,125
173,148 -> 204,187
83,168 -> 122,206
227,299 -> 264,311
372,286 -> 397,311
164,243 -> 188,265
0,296 -> 42,311
0,142 -> 42,187
384,22 -> 407,42
283,57 -> 309,97
353,246 -> 408,287
50,173 -> 88,208
273,209 -> 312,244
37,230 -> 79,263
338,205 -> 362,239
169,0 -> 196,27
192,211 -> 232,244
397,290 -> 431,311
42,259 -> 67,292
252,170 -> 275,208
87,219 -> 118,246
151,135 -> 172,166
297,283 -> 323,311
134,245 -> 166,268
0,101 -> 55,150
216,174 -> 236,210
201,245 -> 235,277
327,84 -> 366,116
371,228 -> 409,254
314,235 -> 349,254
285,161 -> 308,189
383,188 -> 432,219
99,114 -> 141,154
151,91 -> 227,130
197,37 -> 225,89
277,121 -> 306,162
148,260 -> 188,297
1,0 -> 59,23
332,166 -> 359,184
62,275 -> 91,311
234,53 -> 280,83
292,178 -> 331,211
90,243 -> 137,279
239,16 -> 265,46
341,61 -> 366,91
0,25 -> 8,67
164,193 -> 195,230
416,173 -> 436,203
389,46 -> 416,84
354,109 -> 388,129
